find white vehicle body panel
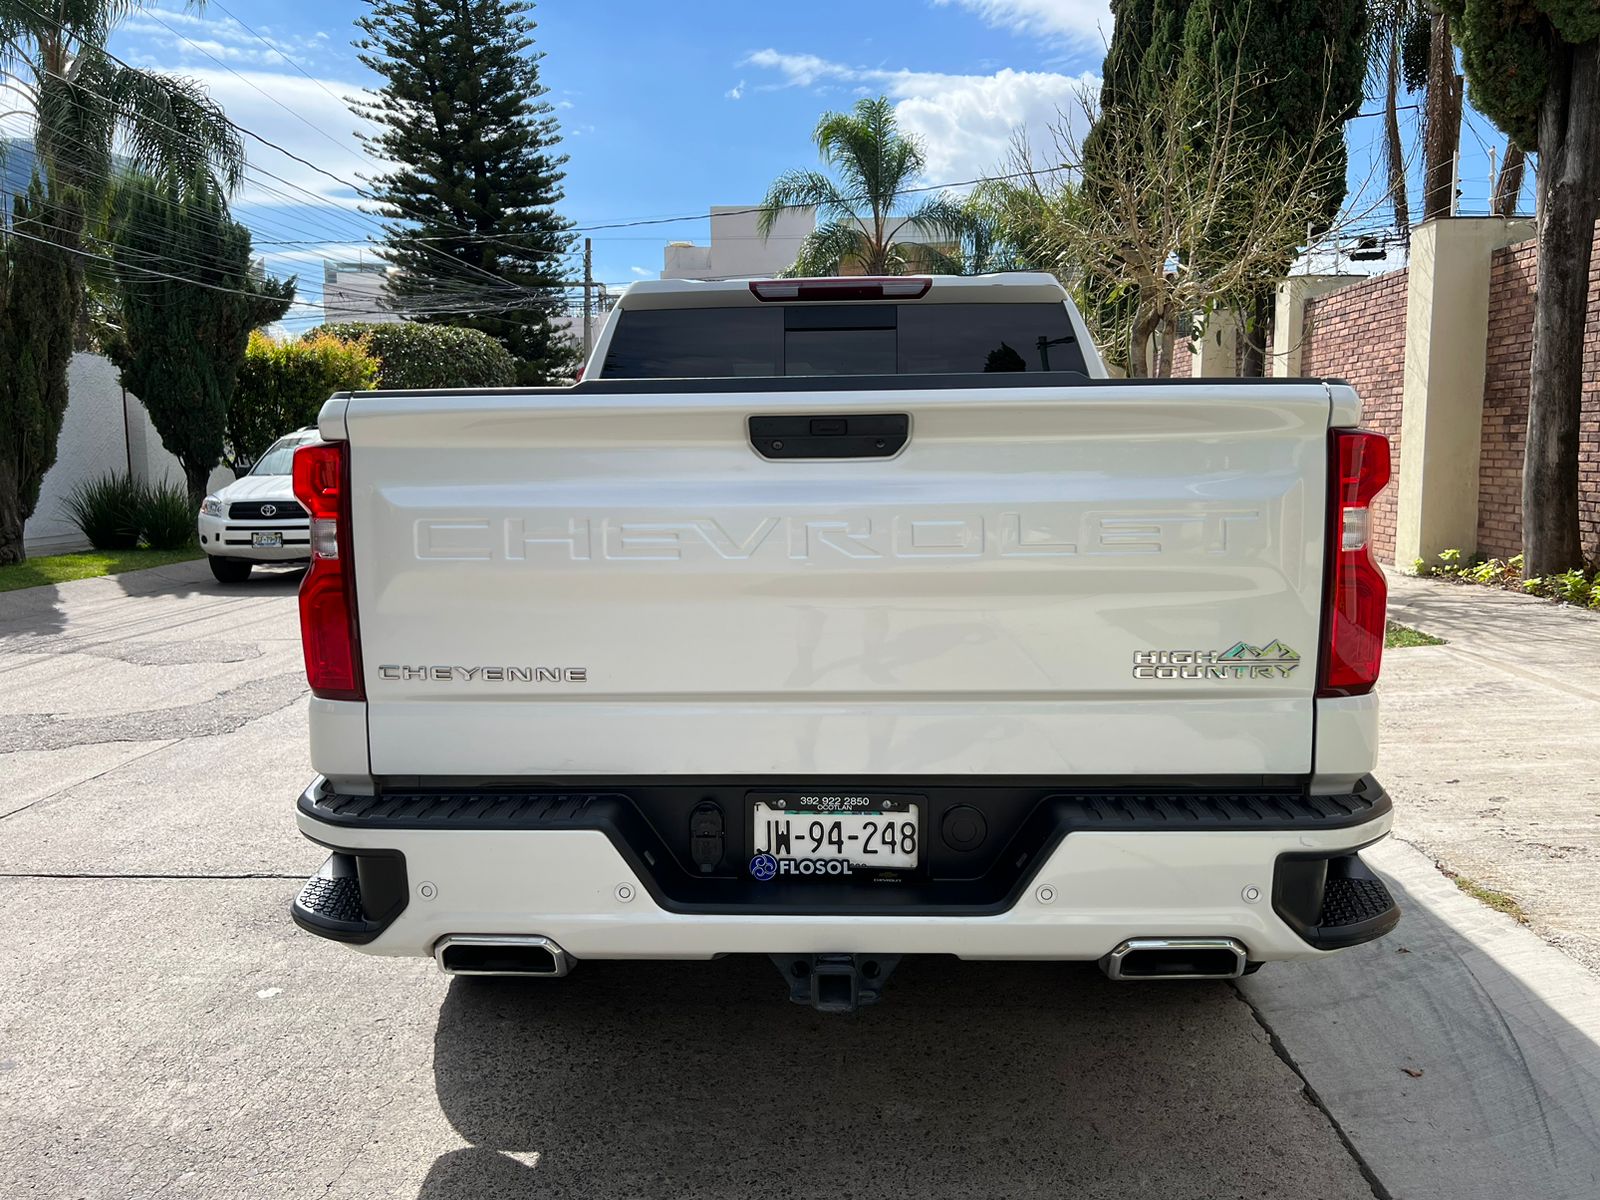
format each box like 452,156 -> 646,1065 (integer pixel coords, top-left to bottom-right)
345,382 -> 1331,779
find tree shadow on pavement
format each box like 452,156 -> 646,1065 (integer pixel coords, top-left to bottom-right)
0,581 -> 68,640
418,957 -> 1373,1200
112,560 -> 305,600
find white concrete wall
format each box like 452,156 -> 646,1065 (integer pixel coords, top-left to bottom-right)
661,205 -> 959,280
23,352 -> 233,556
1394,217 -> 1535,565
663,205 -> 818,280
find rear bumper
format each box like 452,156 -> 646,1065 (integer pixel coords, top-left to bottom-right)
291,775 -> 1398,963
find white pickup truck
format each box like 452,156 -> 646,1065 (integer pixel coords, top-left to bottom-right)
288,273 -> 1398,1011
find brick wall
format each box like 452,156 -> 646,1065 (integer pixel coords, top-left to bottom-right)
1478,226 -> 1600,561
1170,335 -> 1193,377
1300,270 -> 1410,562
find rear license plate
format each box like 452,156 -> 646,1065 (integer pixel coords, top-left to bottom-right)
252,532 -> 283,548
749,792 -> 921,875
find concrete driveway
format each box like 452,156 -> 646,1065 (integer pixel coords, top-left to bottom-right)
2,561 -> 1598,1199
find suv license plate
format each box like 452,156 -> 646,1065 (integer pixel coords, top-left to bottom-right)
252,532 -> 283,548
750,796 -> 920,872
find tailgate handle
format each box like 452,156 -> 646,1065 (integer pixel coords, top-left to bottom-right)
748,413 -> 908,460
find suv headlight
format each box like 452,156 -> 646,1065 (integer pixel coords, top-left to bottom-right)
200,496 -> 224,518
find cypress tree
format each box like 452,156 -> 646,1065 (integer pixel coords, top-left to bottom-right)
1079,1 -> 1194,374
0,178 -> 83,565
105,177 -> 294,507
354,0 -> 578,384
1180,0 -> 1368,373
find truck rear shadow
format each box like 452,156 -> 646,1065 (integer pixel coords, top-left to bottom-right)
418,956 -> 1371,1200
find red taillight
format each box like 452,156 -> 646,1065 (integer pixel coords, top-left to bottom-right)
1319,430 -> 1392,697
748,277 -> 932,302
292,441 -> 363,701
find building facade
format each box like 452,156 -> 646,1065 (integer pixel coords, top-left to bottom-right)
322,259 -> 402,325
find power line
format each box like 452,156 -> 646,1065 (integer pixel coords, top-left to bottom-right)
205,0 -> 383,138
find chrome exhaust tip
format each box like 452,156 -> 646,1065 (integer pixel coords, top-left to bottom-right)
1101,937 -> 1248,981
435,935 -> 571,977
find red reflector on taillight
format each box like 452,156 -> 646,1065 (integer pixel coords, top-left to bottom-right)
749,276 -> 932,302
292,441 -> 363,701
1319,430 -> 1392,697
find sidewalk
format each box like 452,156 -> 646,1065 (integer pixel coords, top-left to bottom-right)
1382,574 -> 1600,971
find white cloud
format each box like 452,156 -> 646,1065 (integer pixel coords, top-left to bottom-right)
931,0 -> 1111,47
120,6 -> 336,70
177,68 -> 385,206
740,51 -> 1098,182
726,79 -> 745,100
742,50 -> 859,89
628,265 -> 652,277
889,67 -> 1096,179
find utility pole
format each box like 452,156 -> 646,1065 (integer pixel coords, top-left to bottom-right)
582,237 -> 593,359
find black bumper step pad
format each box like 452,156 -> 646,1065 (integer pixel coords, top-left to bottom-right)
297,873 -> 363,924
1273,851 -> 1400,950
290,851 -> 409,944
1319,874 -> 1396,928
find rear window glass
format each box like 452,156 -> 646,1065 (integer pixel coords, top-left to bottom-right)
601,302 -> 1085,378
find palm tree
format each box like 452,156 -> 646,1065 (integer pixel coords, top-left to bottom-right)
1366,0 -> 1422,234
0,0 -> 244,208
0,0 -> 243,563
758,97 -> 962,277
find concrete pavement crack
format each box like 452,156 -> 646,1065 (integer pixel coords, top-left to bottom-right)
0,739 -> 178,822
0,671 -> 308,752
1230,982 -> 1396,1200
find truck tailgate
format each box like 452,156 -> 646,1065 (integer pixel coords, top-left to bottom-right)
339,381 -> 1333,777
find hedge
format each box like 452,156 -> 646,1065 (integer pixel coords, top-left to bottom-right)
227,332 -> 379,468
312,321 -> 519,390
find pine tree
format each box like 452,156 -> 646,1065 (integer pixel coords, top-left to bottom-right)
0,178 -> 83,565
354,0 -> 577,384
105,176 -> 294,507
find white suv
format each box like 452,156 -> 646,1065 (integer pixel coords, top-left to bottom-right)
198,429 -> 318,583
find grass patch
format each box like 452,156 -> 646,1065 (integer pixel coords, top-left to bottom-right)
1444,871 -> 1530,925
1386,620 -> 1445,648
0,545 -> 202,593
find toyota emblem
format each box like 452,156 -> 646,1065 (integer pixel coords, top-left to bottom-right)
259,503 -> 277,517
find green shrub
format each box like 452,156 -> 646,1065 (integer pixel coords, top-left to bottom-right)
63,472 -> 144,550
313,321 -> 518,390
1468,558 -> 1508,585
1551,568 -> 1592,606
137,481 -> 195,550
227,331 -> 378,469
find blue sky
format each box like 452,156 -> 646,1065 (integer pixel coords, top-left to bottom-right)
6,1 -> 1525,326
